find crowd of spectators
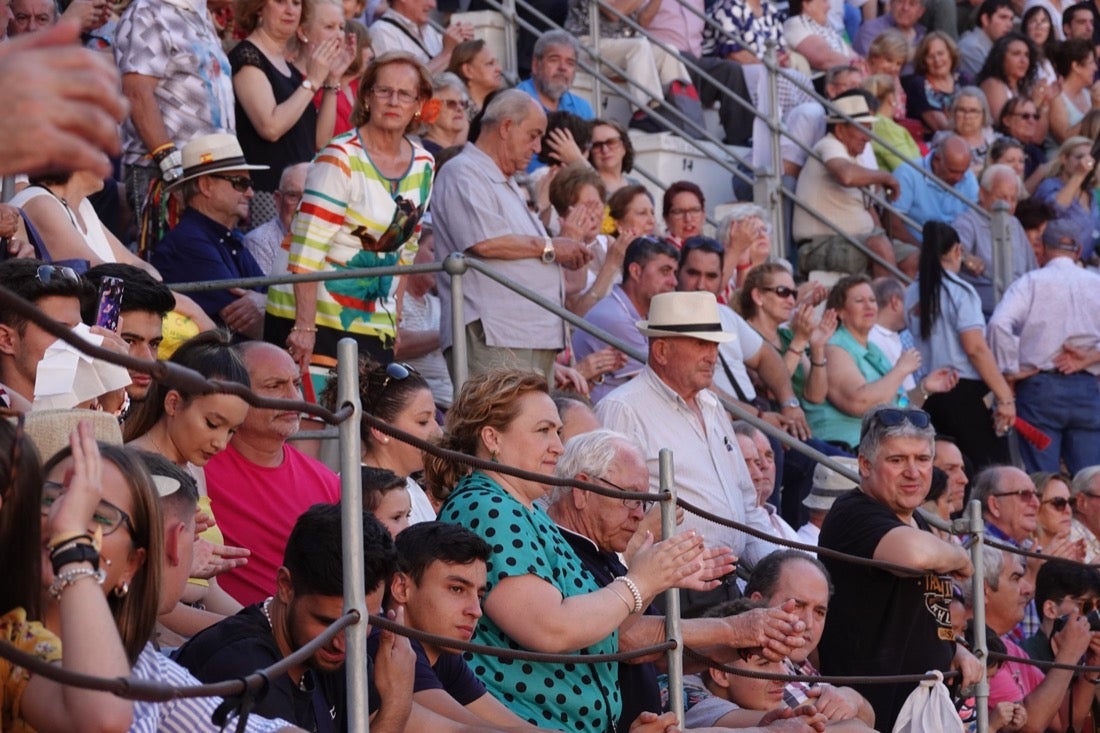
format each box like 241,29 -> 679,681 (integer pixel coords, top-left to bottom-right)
6,0 -> 1100,730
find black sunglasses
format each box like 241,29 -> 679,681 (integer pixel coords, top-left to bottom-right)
366,362 -> 418,414
36,265 -> 81,285
860,408 -> 932,440
760,285 -> 797,299
211,174 -> 254,192
1042,496 -> 1072,510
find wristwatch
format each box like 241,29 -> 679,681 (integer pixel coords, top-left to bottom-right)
301,79 -> 317,92
781,397 -> 801,409
541,236 -> 556,264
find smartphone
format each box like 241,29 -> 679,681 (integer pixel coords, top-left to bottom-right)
95,276 -> 125,331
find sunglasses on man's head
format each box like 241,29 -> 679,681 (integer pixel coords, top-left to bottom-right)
859,408 -> 932,441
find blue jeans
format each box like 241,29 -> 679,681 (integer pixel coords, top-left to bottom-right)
1016,372 -> 1100,474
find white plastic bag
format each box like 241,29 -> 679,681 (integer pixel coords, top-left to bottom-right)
892,670 -> 965,733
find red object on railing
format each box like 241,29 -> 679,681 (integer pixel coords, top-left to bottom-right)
1015,417 -> 1052,451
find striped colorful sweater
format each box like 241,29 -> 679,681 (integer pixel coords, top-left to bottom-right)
266,129 -> 433,345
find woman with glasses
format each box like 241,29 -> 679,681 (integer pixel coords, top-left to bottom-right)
904,221 -> 1014,469
661,181 -> 706,247
933,87 -> 994,175
417,72 -> 471,156
124,331 -> 250,638
428,368 -> 723,733
321,356 -> 441,522
1034,135 -> 1100,261
1030,472 -> 1085,561
805,275 -> 957,452
588,119 -> 638,197
1,419 -> 133,732
996,98 -> 1049,186
445,39 -> 503,112
1049,40 -> 1097,143
229,0 -> 352,225
977,32 -> 1052,131
267,53 -> 434,397
717,204 -> 777,295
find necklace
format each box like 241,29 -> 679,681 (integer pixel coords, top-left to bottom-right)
262,596 -> 274,628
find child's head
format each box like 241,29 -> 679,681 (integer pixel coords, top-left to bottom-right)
701,599 -> 788,710
362,465 -> 411,537
867,29 -> 910,76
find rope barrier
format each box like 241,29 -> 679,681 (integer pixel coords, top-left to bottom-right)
682,648 -> 961,685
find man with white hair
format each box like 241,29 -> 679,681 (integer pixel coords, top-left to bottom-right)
548,428 -> 810,733
598,291 -> 781,615
955,162 -> 1036,315
244,162 -> 309,275
817,406 -> 979,729
433,89 -> 592,382
1069,466 -> 1100,563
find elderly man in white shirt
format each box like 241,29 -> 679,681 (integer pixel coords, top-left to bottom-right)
597,291 -> 780,616
988,217 -> 1100,474
369,0 -> 473,73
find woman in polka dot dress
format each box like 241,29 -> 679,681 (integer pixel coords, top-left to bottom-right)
427,368 -> 716,733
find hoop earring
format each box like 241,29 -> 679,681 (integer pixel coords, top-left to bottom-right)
114,580 -> 130,598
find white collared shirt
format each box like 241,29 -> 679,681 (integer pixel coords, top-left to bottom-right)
597,366 -> 780,563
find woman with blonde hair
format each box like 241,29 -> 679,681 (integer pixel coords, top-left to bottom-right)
864,74 -> 921,171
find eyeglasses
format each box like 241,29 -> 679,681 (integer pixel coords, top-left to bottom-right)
41,480 -> 135,537
278,189 -> 304,203
590,137 -> 622,152
371,86 -> 420,104
441,98 -> 473,113
860,408 -> 932,441
1042,496 -> 1072,510
211,174 -> 254,192
992,488 -> 1039,502
367,361 -> 418,414
596,476 -> 652,512
36,265 -> 80,286
1012,112 -> 1040,121
760,285 -> 798,299
668,206 -> 703,218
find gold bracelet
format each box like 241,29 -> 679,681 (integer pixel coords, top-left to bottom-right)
290,325 -> 317,333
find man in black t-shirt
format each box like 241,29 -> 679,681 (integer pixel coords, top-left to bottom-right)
817,406 -> 982,730
174,504 -> 412,733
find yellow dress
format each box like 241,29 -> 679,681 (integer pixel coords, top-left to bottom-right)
1,607 -> 62,733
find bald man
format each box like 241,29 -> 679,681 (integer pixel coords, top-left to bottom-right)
891,135 -> 980,242
204,341 -> 341,605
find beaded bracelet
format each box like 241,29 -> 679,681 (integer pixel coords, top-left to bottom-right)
613,576 -> 643,614
48,567 -> 106,600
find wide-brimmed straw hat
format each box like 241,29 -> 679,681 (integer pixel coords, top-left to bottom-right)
825,94 -> 876,126
636,292 -> 734,343
23,408 -> 123,465
171,133 -> 268,188
803,457 -> 860,511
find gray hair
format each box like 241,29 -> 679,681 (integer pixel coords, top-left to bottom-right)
1072,465 -> 1100,497
717,203 -> 767,250
970,465 -> 1007,512
432,71 -> 469,98
533,30 -> 579,60
980,163 -> 1019,191
857,405 -> 935,462
278,162 -> 310,190
731,420 -> 761,439
480,88 -> 540,131
959,545 -> 1005,607
550,429 -> 646,504
871,276 -> 905,306
951,86 -> 992,127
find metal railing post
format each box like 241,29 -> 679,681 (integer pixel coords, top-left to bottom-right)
589,0 -> 603,113
764,40 -> 785,259
337,338 -> 368,733
502,0 -> 517,78
444,253 -> 469,392
969,499 -> 988,733
659,448 -> 685,724
990,201 -> 1012,306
